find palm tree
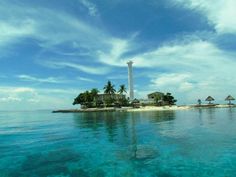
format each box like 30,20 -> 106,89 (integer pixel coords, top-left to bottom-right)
90,88 -> 99,99
103,81 -> 116,94
84,91 -> 92,106
90,88 -> 99,107
118,84 -> 127,94
225,95 -> 235,105
205,96 -> 214,104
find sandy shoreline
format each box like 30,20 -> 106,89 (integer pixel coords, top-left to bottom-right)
126,105 -> 191,112
52,104 -> 235,113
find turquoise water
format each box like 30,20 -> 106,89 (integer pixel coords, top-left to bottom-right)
0,108 -> 236,177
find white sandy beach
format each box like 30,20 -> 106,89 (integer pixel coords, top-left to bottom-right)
53,104 -> 236,113
126,105 -> 191,112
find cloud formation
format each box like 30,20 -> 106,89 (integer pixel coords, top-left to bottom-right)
172,0 -> 236,34
17,75 -> 68,83
0,86 -> 79,110
42,61 -> 111,75
80,0 -> 98,16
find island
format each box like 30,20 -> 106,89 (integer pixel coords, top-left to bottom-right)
52,80 -> 235,113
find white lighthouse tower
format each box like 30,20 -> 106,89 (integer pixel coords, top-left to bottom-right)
127,61 -> 134,100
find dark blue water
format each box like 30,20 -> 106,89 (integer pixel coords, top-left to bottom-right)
0,108 -> 236,177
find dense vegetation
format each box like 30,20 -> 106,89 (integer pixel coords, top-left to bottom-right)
153,92 -> 177,106
163,93 -> 177,105
73,81 -> 129,108
73,81 -> 177,108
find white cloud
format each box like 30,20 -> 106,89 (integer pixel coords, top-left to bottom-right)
93,32 -> 236,103
151,73 -> 194,92
80,0 -> 98,16
77,76 -> 97,83
172,0 -> 236,34
0,1 -> 106,50
0,87 -> 35,94
0,87 -> 37,106
0,19 -> 35,46
17,75 -> 68,83
98,38 -> 133,66
0,86 -> 81,110
97,37 -> 235,103
0,96 -> 22,102
42,61 -> 111,75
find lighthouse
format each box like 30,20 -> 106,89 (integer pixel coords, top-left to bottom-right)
127,61 -> 134,100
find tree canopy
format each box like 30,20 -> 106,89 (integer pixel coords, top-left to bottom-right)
163,93 -> 177,105
103,81 -> 116,94
118,84 -> 127,94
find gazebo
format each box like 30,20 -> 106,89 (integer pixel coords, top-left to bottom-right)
205,96 -> 214,104
225,95 -> 235,105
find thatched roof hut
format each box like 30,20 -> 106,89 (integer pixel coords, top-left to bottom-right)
132,98 -> 140,108
225,95 -> 235,105
132,98 -> 140,103
225,95 -> 235,101
205,96 -> 214,104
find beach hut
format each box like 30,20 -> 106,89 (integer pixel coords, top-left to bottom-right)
205,96 -> 214,104
132,99 -> 140,108
225,95 -> 235,105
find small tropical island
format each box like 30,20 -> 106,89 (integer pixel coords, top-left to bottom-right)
53,80 -> 179,113
53,61 -> 235,113
52,78 -> 236,113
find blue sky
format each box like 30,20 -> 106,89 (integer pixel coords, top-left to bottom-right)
0,0 -> 236,110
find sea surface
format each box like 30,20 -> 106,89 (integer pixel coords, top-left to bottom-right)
0,108 -> 236,177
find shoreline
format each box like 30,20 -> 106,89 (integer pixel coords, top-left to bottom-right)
52,104 -> 236,113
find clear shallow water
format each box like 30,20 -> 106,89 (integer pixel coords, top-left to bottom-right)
0,108 -> 236,177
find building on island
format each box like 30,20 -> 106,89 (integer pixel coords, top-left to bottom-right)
147,92 -> 164,100
139,92 -> 165,106
97,94 -> 126,102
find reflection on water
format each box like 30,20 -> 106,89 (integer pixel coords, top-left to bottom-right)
73,112 -> 129,142
146,111 -> 176,123
228,107 -> 235,120
1,108 -> 236,177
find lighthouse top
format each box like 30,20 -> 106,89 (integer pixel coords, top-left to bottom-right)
127,61 -> 133,65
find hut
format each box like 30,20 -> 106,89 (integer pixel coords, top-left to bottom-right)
225,95 -> 235,105
205,96 -> 214,104
132,98 -> 140,108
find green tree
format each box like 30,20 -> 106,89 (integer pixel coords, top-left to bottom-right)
104,81 -> 116,94
154,94 -> 163,106
73,93 -> 85,105
91,88 -> 99,97
104,96 -> 115,107
118,97 -> 129,107
197,99 -> 202,105
163,93 -> 177,105
84,90 -> 92,104
118,84 -> 127,94
90,88 -> 100,107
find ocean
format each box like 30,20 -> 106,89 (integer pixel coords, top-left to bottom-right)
0,108 -> 236,177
